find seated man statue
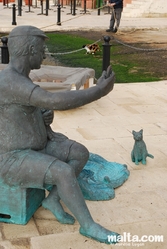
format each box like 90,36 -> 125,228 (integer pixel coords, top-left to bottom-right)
0,25 -> 118,244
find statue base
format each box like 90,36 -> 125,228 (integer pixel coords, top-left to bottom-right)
0,184 -> 45,224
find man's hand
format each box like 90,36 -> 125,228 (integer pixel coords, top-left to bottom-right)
107,3 -> 115,7
46,126 -> 68,142
96,65 -> 115,97
42,109 -> 54,126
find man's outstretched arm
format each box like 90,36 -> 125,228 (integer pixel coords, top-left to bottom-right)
29,66 -> 115,111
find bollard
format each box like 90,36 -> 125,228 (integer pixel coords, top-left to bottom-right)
97,0 -> 100,15
4,0 -> 9,8
18,0 -> 22,16
12,4 -> 17,25
25,0 -> 33,13
38,0 -> 44,15
28,0 -> 31,12
67,0 -> 72,15
81,0 -> 87,14
0,37 -> 9,64
70,0 -> 72,14
72,0 -> 76,15
57,4 -> 61,25
45,0 -> 49,16
102,36 -> 111,71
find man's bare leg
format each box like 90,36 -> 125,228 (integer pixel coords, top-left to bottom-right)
42,142 -> 89,224
43,160 -> 119,244
42,186 -> 75,224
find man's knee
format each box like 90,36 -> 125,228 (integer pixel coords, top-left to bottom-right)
69,142 -> 89,164
44,161 -> 75,185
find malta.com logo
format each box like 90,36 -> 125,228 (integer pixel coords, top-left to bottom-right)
108,232 -> 164,247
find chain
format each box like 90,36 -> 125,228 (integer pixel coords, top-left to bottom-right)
46,39 -> 102,56
41,5 -> 107,30
46,48 -> 84,55
113,37 -> 167,52
45,35 -> 167,55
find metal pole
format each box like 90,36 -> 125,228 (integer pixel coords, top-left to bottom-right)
102,36 -> 111,71
46,0 -> 49,15
12,4 -> 17,25
97,0 -> 100,15
70,0 -> 72,13
18,0 -> 22,16
41,0 -> 43,14
57,4 -> 61,25
67,0 -> 72,14
72,0 -> 76,15
84,0 -> 86,13
28,0 -> 31,12
0,37 -> 9,64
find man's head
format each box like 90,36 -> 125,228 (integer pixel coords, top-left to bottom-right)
8,25 -> 48,69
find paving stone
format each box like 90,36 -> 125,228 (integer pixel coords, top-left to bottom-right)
35,218 -> 79,236
0,54 -> 167,249
30,232 -> 110,249
0,241 -> 17,249
2,219 -> 39,240
113,219 -> 167,249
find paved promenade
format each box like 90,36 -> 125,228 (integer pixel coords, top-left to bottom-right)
0,2 -> 167,249
0,1 -> 167,33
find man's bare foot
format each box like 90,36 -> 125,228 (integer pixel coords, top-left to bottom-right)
42,198 -> 75,224
79,222 -> 119,244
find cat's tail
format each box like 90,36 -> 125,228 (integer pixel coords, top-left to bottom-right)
148,153 -> 154,159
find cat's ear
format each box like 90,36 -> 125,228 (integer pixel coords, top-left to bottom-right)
132,130 -> 135,135
139,129 -> 143,134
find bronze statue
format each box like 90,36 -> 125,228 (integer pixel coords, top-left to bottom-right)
131,129 -> 154,165
0,25 -> 118,244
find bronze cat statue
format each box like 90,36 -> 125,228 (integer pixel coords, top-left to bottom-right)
131,129 -> 154,165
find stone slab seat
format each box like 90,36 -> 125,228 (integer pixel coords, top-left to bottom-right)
0,183 -> 45,225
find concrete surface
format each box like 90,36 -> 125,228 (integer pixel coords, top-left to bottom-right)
0,1 -> 167,33
0,2 -> 167,249
0,80 -> 166,249
123,0 -> 167,18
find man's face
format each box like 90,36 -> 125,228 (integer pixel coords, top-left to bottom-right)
29,38 -> 46,70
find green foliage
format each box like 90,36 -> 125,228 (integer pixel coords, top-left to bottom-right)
46,32 -> 103,79
46,33 -> 161,83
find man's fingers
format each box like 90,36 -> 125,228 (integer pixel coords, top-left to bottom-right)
106,65 -> 112,78
101,70 -> 107,78
43,110 -> 52,117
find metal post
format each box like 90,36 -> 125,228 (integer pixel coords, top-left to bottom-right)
0,37 -> 9,64
83,0 -> 86,13
25,0 -> 33,13
40,0 -> 43,14
97,0 -> 100,15
102,36 -> 111,71
18,0 -> 22,16
12,4 -> 17,25
57,4 -> 61,25
28,0 -> 31,12
70,0 -> 72,14
67,0 -> 72,14
46,0 -> 49,15
72,0 -> 76,15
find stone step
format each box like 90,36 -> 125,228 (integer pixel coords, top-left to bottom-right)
123,0 -> 153,17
